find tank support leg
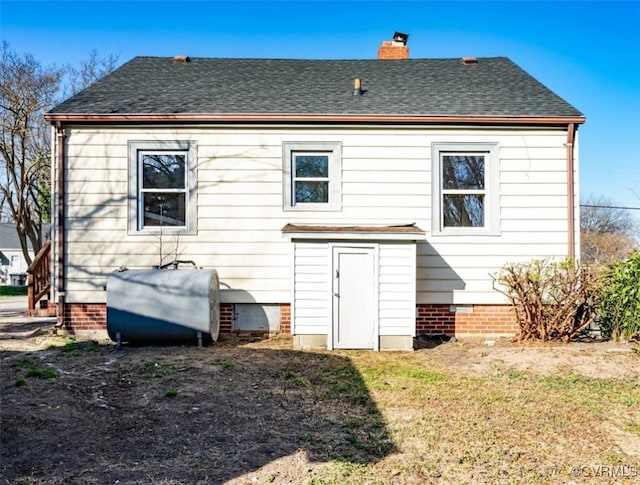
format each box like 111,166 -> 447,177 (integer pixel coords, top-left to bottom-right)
197,331 -> 203,348
116,332 -> 122,349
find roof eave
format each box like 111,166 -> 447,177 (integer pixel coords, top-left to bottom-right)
44,113 -> 585,125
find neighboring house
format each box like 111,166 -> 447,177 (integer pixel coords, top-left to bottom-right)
0,223 -> 50,287
0,223 -> 33,285
45,35 -> 584,349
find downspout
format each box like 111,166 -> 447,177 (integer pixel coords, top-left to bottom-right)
55,122 -> 66,325
566,123 -> 576,260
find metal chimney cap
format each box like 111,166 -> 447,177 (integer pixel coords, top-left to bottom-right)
393,32 -> 409,45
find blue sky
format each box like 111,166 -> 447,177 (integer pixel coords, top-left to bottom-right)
2,0 -> 639,215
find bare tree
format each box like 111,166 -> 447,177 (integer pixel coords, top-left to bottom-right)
581,195 -> 638,264
0,42 -> 62,264
0,44 -> 120,266
65,49 -> 119,96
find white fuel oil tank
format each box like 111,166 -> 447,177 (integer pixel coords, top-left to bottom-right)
106,267 -> 220,346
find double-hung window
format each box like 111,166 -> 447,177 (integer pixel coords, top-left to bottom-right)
283,141 -> 342,211
432,143 -> 499,235
128,140 -> 197,234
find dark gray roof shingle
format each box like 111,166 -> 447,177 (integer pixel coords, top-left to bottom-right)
0,224 -> 28,251
49,56 -> 582,118
0,224 -> 50,251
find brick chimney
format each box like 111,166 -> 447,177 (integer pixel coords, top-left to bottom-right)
377,32 -> 409,60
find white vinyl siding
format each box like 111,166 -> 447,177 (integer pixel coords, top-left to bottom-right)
292,241 -> 416,338
291,242 -> 330,335
377,243 -> 416,336
58,126 -> 574,307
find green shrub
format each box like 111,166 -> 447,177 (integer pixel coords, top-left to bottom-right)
598,251 -> 640,341
495,258 -> 601,342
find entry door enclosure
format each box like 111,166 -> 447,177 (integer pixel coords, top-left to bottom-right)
332,246 -> 376,349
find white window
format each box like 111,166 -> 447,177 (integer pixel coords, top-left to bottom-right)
432,143 -> 499,235
10,255 -> 20,268
283,142 -> 342,211
128,141 -> 197,234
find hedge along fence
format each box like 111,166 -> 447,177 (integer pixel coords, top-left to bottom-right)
597,250 -> 640,341
493,258 -> 601,342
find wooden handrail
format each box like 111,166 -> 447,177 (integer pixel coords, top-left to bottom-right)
27,240 -> 51,313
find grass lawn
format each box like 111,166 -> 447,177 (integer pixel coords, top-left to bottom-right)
0,285 -> 27,296
311,350 -> 640,484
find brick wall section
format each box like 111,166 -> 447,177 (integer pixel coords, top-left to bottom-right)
64,303 -> 107,331
62,302 -> 284,335
416,304 -> 456,334
416,304 -> 518,335
61,301 -> 515,337
377,43 -> 409,60
219,303 -> 233,334
280,303 -> 291,334
63,303 -> 235,334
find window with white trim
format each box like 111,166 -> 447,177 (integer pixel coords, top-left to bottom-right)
432,143 -> 499,235
283,141 -> 342,211
128,140 -> 197,234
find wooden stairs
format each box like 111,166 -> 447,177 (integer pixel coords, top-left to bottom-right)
26,240 -> 56,317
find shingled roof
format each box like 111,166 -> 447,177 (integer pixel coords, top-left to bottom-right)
47,56 -> 583,122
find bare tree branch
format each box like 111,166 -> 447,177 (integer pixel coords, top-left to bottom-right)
1,43 -> 119,265
581,195 -> 639,264
0,42 -> 61,264
65,49 -> 120,96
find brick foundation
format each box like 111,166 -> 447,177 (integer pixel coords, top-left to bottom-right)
219,303 -> 233,334
61,302 -> 292,336
63,303 -> 107,332
416,304 -> 518,336
61,302 -> 516,339
280,303 -> 291,334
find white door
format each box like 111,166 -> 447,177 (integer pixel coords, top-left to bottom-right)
332,246 -> 375,349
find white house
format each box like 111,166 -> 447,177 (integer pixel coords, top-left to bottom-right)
0,223 -> 33,285
45,35 -> 584,349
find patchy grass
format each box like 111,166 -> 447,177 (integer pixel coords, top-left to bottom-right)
143,359 -> 176,378
45,339 -> 74,351
211,357 -> 235,370
12,356 -> 57,381
60,341 -> 100,354
24,367 -> 56,379
318,350 -> 640,485
44,339 -> 102,357
1,339 -> 638,484
11,357 -> 37,369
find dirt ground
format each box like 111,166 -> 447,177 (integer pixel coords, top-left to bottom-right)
413,333 -> 640,380
1,320 -> 639,484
